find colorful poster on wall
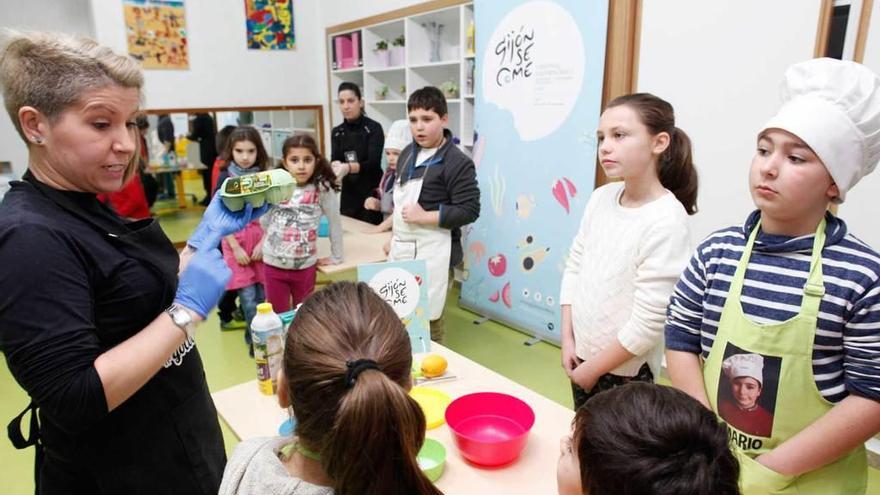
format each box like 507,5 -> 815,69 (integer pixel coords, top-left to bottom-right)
460,0 -> 608,344
123,0 -> 189,70
359,260 -> 431,353
245,0 -> 296,50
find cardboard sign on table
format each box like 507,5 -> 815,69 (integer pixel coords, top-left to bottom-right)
358,260 -> 431,353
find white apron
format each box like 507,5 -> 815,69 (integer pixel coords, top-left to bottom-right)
388,152 -> 451,321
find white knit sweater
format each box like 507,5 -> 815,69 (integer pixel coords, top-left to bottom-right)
559,183 -> 691,377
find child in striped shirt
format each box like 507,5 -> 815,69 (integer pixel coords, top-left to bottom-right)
665,59 -> 880,494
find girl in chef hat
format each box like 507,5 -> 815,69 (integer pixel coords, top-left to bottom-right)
666,57 -> 880,494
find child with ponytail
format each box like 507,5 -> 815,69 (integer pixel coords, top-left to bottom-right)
559,93 -> 697,410
219,281 -> 443,495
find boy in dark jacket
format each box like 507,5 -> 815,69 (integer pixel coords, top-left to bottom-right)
386,87 -> 480,342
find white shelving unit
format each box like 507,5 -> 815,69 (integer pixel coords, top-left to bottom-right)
251,109 -> 320,162
327,2 -> 475,147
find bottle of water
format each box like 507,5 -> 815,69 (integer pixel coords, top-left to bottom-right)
251,302 -> 285,395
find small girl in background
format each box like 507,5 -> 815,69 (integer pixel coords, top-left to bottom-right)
214,124 -> 246,331
559,93 -> 696,410
364,119 -> 412,234
219,126 -> 271,350
260,135 -> 343,312
211,125 -> 238,195
218,282 -> 443,495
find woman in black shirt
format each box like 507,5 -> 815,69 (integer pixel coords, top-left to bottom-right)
331,82 -> 385,224
0,32 -> 263,494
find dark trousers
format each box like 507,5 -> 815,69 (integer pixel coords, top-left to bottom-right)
571,362 -> 653,411
217,290 -> 238,322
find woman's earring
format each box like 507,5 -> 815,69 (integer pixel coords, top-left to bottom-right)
32,136 -> 43,144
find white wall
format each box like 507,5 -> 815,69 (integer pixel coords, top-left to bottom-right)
844,1 -> 880,250
89,0 -> 325,110
637,0 -> 823,245
320,0 -> 426,29
0,0 -> 95,178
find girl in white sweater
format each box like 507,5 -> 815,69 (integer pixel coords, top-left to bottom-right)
559,93 -> 696,410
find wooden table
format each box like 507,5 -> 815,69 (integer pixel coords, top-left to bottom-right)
146,163 -> 207,209
315,215 -> 390,274
212,343 -> 575,494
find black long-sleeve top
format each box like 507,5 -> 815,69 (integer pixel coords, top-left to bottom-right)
397,129 -> 481,266
0,176 -> 224,492
331,114 -> 384,223
188,113 -> 218,167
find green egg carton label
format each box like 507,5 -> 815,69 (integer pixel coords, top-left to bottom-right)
224,174 -> 273,196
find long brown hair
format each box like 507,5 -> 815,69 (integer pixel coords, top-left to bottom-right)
279,134 -> 340,192
220,126 -> 270,171
284,282 -> 442,495
606,93 -> 698,215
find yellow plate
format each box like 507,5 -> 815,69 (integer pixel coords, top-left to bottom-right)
409,387 -> 452,429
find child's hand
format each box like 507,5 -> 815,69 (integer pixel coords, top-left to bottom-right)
401,203 -> 427,224
251,241 -> 263,262
317,257 -> 337,266
364,197 -> 380,211
383,238 -> 391,255
232,245 -> 250,266
570,361 -> 598,392
561,339 -> 580,375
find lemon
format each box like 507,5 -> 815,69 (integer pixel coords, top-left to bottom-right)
420,355 -> 448,378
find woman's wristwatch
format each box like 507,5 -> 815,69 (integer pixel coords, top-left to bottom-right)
166,303 -> 197,340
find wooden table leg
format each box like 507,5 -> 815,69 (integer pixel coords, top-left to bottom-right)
175,172 -> 186,209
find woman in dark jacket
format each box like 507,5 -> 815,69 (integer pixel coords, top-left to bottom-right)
0,31 -> 264,494
330,82 -> 385,224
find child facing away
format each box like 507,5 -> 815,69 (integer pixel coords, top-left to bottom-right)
363,119 -> 413,234
218,126 -> 270,351
218,281 -> 443,495
259,134 -> 343,312
665,59 -> 880,494
557,382 -> 740,495
386,86 -> 480,342
559,93 -> 697,410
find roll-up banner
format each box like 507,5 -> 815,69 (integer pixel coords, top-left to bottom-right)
460,0 -> 608,344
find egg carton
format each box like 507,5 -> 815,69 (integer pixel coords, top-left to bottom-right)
220,169 -> 294,211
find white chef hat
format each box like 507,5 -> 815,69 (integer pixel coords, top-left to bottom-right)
385,119 -> 413,151
722,353 -> 764,386
762,58 -> 880,203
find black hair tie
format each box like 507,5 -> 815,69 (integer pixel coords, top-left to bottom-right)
344,359 -> 379,388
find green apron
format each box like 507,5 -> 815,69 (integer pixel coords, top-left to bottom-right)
702,218 -> 867,494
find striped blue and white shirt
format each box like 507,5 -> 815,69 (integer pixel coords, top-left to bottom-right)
665,211 -> 880,403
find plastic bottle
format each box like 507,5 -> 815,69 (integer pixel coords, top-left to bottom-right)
251,302 -> 285,395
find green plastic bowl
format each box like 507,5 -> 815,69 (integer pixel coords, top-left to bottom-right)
417,438 -> 446,482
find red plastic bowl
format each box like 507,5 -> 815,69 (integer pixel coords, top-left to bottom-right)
444,392 -> 535,466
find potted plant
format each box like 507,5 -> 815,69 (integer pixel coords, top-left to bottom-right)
374,39 -> 390,67
440,80 -> 459,99
375,85 -> 389,101
391,34 -> 405,66
399,84 -> 406,97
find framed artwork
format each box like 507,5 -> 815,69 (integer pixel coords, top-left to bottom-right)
245,0 -> 296,50
123,0 -> 189,70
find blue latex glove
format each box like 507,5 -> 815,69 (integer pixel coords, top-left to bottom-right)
174,248 -> 232,319
187,192 -> 269,250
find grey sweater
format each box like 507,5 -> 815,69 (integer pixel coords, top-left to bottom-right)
219,437 -> 334,495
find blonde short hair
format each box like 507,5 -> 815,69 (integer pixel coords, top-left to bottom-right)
0,30 -> 144,142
